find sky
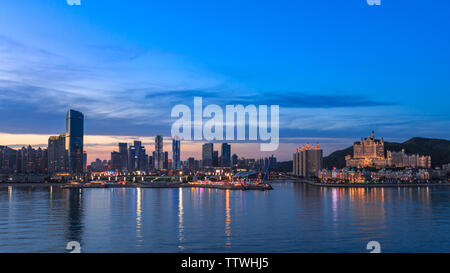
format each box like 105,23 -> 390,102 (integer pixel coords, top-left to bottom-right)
0,0 -> 449,162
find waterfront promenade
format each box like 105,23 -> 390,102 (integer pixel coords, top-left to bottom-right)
0,181 -> 272,191
296,179 -> 450,188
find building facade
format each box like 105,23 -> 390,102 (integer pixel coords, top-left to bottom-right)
345,131 -> 432,169
202,143 -> 214,167
110,151 -> 122,171
293,143 -> 323,178
128,140 -> 147,172
387,149 -> 431,169
221,143 -> 231,167
118,143 -> 128,171
172,137 -> 181,170
48,134 -> 68,174
345,131 -> 388,168
154,135 -> 164,170
66,109 -> 84,174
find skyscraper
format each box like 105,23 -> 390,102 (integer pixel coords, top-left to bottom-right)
48,134 -> 68,174
128,144 -> 137,172
202,143 -> 213,167
232,154 -> 238,167
293,144 -> 323,178
128,140 -> 147,171
221,143 -> 231,167
155,135 -> 164,170
172,137 -> 181,170
163,151 -> 169,169
83,151 -> 87,172
213,151 -> 219,167
66,109 -> 84,174
110,151 -> 122,171
118,143 -> 128,171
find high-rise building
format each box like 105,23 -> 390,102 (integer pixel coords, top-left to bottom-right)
172,137 -> 181,170
110,151 -> 122,171
0,146 -> 18,174
66,109 -> 84,174
202,143 -> 213,167
118,143 -> 128,171
163,151 -> 169,169
213,150 -> 219,167
83,151 -> 87,172
148,155 -> 153,170
15,145 -> 48,174
128,140 -> 147,172
155,135 -> 164,170
187,157 -> 198,171
293,143 -> 323,178
137,142 -> 147,171
232,154 -> 238,167
221,143 -> 231,167
48,134 -> 68,174
128,144 -> 137,172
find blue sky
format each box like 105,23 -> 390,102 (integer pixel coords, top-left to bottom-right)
0,0 -> 450,160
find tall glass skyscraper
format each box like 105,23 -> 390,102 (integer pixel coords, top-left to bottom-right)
66,109 -> 84,174
172,137 -> 181,170
221,143 -> 231,167
128,140 -> 147,172
155,135 -> 164,170
118,143 -> 128,171
202,143 -> 213,167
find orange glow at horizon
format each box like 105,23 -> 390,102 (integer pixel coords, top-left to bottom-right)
0,132 -> 342,164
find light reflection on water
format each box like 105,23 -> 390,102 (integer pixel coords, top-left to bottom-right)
0,182 -> 449,253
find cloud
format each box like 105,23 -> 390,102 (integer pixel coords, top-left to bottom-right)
1,35 -> 448,143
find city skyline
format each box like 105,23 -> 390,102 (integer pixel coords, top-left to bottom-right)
0,130 -> 444,164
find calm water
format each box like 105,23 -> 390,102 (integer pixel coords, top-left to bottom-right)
1,182 -> 450,253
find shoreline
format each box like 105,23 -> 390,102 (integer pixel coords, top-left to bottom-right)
296,180 -> 450,188
0,182 -> 272,191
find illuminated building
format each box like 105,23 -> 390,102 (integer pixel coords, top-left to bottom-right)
202,143 -> 214,167
387,149 -> 431,169
163,151 -> 169,169
293,143 -> 323,178
221,143 -> 231,167
0,146 -> 17,173
83,151 -> 87,172
345,131 -> 432,169
119,143 -> 128,171
110,151 -> 122,171
213,150 -> 219,167
345,131 -> 388,168
66,109 -> 84,174
154,135 -> 164,170
172,137 -> 181,170
16,145 -> 48,174
232,154 -> 238,167
48,134 -> 68,174
129,140 -> 147,171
